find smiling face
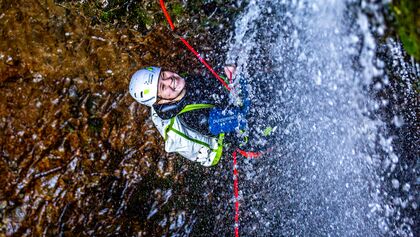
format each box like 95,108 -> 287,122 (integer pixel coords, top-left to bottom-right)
157,71 -> 186,103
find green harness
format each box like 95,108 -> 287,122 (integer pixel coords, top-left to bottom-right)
164,104 -> 225,166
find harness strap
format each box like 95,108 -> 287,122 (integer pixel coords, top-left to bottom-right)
178,103 -> 215,114
164,104 -> 216,141
212,133 -> 224,165
164,104 -> 225,164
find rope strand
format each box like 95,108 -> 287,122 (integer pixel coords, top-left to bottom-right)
159,0 -> 231,91
233,150 -> 240,237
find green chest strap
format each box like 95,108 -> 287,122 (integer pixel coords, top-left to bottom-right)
164,104 -> 225,166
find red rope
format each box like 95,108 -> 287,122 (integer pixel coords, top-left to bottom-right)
232,147 -> 271,236
233,150 -> 240,237
179,37 -> 231,90
228,71 -> 233,84
159,0 -> 231,91
159,0 -> 175,30
237,147 -> 273,159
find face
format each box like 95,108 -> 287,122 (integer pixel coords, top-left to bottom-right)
157,71 -> 186,101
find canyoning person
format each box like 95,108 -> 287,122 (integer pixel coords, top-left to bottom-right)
129,66 -> 276,166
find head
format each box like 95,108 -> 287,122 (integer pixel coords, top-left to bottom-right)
157,70 -> 186,104
129,67 -> 186,107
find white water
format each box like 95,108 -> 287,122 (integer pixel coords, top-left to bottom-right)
225,0 -> 417,236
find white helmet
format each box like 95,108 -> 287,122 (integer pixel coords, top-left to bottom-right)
129,66 -> 161,107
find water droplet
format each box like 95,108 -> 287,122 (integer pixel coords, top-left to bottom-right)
391,179 -> 400,189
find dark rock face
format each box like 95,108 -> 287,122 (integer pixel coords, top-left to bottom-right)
0,0 -> 239,236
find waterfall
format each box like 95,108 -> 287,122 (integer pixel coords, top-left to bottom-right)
224,0 -> 417,236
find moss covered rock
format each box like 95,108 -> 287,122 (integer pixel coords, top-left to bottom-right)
391,0 -> 420,61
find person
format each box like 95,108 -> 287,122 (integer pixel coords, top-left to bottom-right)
129,66 -> 275,167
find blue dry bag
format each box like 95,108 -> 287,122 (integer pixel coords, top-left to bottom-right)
208,107 -> 247,135
208,76 -> 251,135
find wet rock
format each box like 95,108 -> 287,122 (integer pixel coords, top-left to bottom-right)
88,117 -> 103,134
0,0 -> 240,236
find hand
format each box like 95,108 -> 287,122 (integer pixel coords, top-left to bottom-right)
196,146 -> 210,163
224,65 -> 236,81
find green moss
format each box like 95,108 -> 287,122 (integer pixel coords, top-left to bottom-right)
57,0 -> 242,37
100,11 -> 111,22
391,0 -> 420,61
133,6 -> 153,28
179,72 -> 189,78
171,2 -> 184,16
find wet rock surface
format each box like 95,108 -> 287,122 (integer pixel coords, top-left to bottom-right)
0,0 -> 239,236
